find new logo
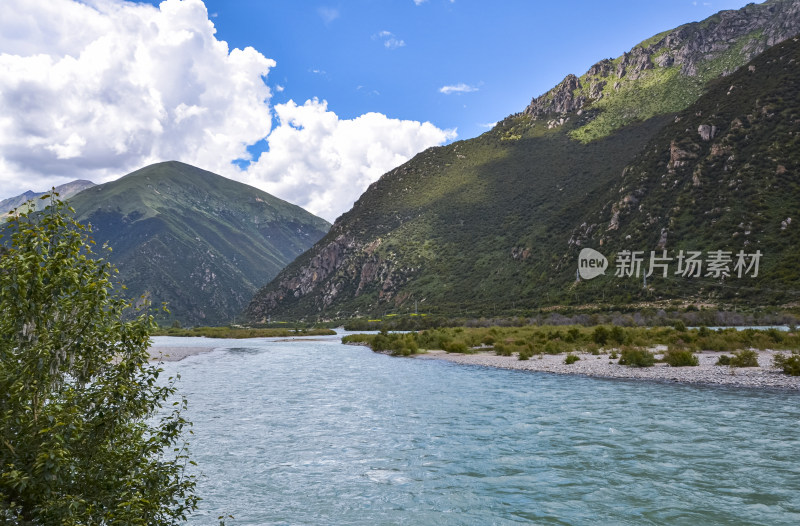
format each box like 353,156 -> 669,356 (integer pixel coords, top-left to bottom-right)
578,248 -> 608,280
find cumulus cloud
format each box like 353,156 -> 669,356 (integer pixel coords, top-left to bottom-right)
374,31 -> 406,50
249,99 -> 456,222
439,83 -> 478,95
0,0 -> 274,192
0,0 -> 455,221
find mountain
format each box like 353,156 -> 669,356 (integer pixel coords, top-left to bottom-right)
525,0 -> 800,142
245,0 -> 800,321
68,161 -> 329,325
0,180 -> 95,216
565,35 -> 800,305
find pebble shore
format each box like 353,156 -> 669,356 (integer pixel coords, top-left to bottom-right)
148,346 -> 213,362
415,349 -> 800,390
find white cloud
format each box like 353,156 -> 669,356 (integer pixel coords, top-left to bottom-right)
317,7 -> 340,25
0,0 -> 274,191
0,0 -> 455,221
439,83 -> 479,95
248,98 -> 456,222
374,30 -> 406,50
413,0 -> 427,5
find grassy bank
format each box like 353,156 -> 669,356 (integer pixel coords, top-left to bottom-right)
342,325 -> 800,374
153,326 -> 336,338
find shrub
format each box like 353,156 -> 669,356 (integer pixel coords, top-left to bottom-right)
766,328 -> 785,344
773,353 -> 800,376
0,196 -> 199,523
610,325 -> 626,344
716,354 -> 731,366
619,348 -> 655,367
564,353 -> 580,365
566,327 -> 581,342
662,348 -> 699,367
517,344 -> 534,360
444,341 -> 469,354
493,342 -> 513,356
729,349 -> 759,367
592,326 -> 609,345
543,340 -> 562,354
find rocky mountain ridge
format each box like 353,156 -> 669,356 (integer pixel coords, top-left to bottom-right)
0,180 -> 95,216
524,0 -> 800,141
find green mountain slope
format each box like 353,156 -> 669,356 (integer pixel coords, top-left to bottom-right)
525,0 -> 800,142
564,36 -> 800,305
246,2 -> 800,321
1,180 -> 95,216
69,161 -> 329,325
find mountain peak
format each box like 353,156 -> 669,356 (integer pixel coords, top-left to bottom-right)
523,0 -> 800,142
68,161 -> 330,325
0,180 -> 96,216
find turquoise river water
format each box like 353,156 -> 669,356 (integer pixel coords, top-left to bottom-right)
154,333 -> 800,525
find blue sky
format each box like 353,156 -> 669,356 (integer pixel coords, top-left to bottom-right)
1,0 -> 756,220
196,0 -> 754,141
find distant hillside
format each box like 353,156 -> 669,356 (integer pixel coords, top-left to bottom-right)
0,180 -> 95,216
68,161 -> 329,325
245,1 -> 800,321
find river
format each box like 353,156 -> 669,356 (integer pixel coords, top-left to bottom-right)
154,333 -> 800,525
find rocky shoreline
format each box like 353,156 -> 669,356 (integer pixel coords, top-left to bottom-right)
415,349 -> 800,391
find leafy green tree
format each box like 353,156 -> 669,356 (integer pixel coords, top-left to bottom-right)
0,196 -> 198,524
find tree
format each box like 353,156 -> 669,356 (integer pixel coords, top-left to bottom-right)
0,196 -> 198,524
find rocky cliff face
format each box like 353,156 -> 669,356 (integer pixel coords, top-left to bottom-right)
246,230 -> 416,320
524,0 -> 800,122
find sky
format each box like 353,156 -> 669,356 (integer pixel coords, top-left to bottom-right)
0,0 -> 757,222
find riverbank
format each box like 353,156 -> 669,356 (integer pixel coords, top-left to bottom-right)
414,349 -> 800,390
148,346 -> 213,362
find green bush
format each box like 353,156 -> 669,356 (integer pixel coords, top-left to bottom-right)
564,353 -> 580,365
610,325 -> 626,344
729,349 -> 759,367
444,341 -> 469,354
716,354 -> 731,366
518,347 -> 533,360
662,348 -> 699,367
0,196 -> 199,523
493,342 -> 513,356
773,353 -> 800,376
619,348 -> 655,367
592,326 -> 609,345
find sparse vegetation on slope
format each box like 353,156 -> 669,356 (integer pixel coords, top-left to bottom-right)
68,161 -> 329,325
247,3 -> 800,322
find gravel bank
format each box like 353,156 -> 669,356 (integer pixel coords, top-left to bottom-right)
415,349 -> 800,390
147,346 -> 213,362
